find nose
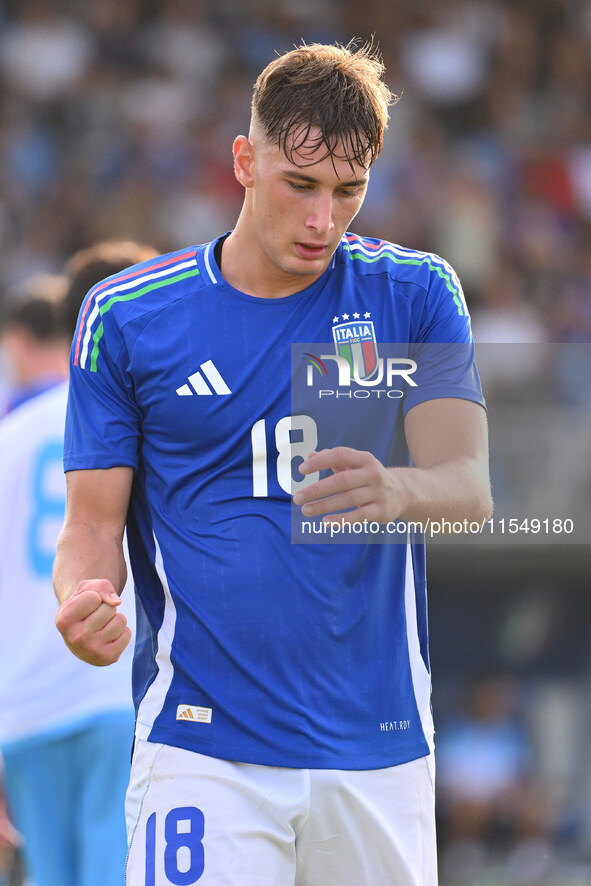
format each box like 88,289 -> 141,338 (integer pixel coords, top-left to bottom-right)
306,192 -> 335,235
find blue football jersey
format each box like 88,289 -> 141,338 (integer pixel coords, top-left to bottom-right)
64,233 -> 484,769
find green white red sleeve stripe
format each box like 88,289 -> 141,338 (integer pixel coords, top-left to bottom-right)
343,234 -> 467,316
74,250 -> 199,371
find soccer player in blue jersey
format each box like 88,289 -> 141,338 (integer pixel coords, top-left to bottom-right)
54,42 -> 492,885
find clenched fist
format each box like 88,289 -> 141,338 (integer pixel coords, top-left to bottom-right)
55,579 -> 131,666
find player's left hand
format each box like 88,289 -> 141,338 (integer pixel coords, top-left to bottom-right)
294,447 -> 406,525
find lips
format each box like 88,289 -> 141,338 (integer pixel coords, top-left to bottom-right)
295,242 -> 327,259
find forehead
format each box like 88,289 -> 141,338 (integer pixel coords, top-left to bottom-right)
260,123 -> 370,182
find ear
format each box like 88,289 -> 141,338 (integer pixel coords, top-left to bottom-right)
233,135 -> 254,188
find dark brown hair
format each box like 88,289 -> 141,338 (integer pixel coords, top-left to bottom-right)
1,275 -> 67,342
252,41 -> 396,170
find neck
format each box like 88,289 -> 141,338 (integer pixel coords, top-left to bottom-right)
220,209 -> 327,300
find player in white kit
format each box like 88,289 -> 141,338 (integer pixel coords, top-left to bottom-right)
0,243 -> 156,886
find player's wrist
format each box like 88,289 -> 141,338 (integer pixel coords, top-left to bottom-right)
385,466 -> 425,523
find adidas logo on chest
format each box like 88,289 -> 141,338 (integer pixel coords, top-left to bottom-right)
176,360 -> 231,397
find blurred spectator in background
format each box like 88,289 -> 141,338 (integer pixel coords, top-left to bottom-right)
0,276 -> 69,415
0,240 -> 157,886
436,674 -> 551,879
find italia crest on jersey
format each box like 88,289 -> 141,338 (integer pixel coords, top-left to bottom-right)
332,315 -> 379,380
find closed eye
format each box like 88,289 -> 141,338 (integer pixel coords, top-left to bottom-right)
287,181 -> 364,197
287,181 -> 313,192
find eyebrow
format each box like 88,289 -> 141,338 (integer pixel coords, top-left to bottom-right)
284,170 -> 369,187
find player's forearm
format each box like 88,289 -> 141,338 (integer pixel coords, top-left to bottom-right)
53,523 -> 128,605
390,455 -> 493,525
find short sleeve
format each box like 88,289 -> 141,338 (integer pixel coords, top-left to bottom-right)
64,314 -> 142,471
403,258 -> 485,414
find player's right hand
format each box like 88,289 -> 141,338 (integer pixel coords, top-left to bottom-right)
55,579 -> 131,667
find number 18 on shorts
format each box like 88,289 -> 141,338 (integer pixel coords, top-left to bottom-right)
143,806 -> 205,885
125,739 -> 437,886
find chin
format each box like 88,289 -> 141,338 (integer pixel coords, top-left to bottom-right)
291,254 -> 330,275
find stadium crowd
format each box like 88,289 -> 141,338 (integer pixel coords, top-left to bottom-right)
0,0 -> 590,352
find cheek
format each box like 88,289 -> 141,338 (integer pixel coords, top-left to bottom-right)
256,183 -> 296,222
336,200 -> 363,231
267,197 -> 303,237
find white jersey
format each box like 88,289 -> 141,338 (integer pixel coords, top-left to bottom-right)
0,382 -> 134,746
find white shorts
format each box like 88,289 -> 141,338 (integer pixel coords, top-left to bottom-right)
125,739 -> 437,886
